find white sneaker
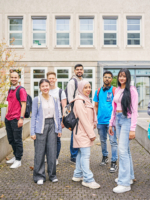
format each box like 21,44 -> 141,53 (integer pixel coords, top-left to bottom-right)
113,185 -> 131,193
52,179 -> 58,183
6,157 -> 16,164
72,177 -> 83,182
115,178 -> 133,185
37,180 -> 43,185
10,160 -> 21,169
82,181 -> 100,189
56,159 -> 59,165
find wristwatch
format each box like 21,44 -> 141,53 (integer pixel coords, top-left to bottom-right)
20,116 -> 24,119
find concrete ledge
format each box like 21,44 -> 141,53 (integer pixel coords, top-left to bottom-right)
0,119 -> 30,162
136,120 -> 150,153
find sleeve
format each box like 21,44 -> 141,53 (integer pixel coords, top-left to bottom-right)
31,97 -> 38,136
147,100 -> 150,116
109,99 -> 117,127
56,99 -> 62,133
20,88 -> 27,102
93,90 -> 98,102
61,90 -> 66,100
130,88 -> 138,131
75,100 -> 96,139
67,79 -> 75,103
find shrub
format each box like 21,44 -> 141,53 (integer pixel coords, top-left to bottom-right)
0,104 -> 7,115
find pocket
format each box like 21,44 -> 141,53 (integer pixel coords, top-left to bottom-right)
120,114 -> 127,119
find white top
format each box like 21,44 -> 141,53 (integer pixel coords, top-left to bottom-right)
49,87 -> 66,118
41,95 -> 54,118
114,88 -> 124,111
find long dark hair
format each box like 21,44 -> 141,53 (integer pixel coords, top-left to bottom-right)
117,68 -> 132,116
39,79 -> 50,87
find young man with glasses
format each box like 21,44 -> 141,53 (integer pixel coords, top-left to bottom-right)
93,71 -> 118,173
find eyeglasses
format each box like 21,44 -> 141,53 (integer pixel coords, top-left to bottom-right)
104,76 -> 112,79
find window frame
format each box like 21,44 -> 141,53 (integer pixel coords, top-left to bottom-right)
31,67 -> 47,98
8,17 -> 23,47
55,18 -> 70,47
79,17 -> 94,47
103,18 -> 118,47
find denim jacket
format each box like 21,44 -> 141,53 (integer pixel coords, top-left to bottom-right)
31,94 -> 62,136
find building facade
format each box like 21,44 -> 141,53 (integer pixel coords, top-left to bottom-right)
0,0 -> 150,110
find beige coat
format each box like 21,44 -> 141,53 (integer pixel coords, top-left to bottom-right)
73,95 -> 96,148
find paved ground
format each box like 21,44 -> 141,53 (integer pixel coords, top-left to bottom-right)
0,127 -> 150,200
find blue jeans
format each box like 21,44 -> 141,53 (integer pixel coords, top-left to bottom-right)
70,132 -> 79,159
56,118 -> 62,159
97,124 -> 118,162
116,113 -> 135,186
73,147 -> 95,183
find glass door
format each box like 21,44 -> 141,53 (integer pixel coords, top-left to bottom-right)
136,77 -> 150,110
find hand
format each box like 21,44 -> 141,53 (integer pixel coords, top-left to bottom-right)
90,137 -> 96,141
109,126 -> 114,136
18,118 -> 24,128
61,122 -> 65,128
58,133 -> 62,137
94,124 -> 96,129
31,135 -> 36,140
129,131 -> 135,140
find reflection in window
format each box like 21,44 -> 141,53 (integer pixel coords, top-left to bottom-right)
127,19 -> 141,45
56,68 -> 70,90
80,19 -> 93,46
56,19 -> 70,45
104,19 -> 117,45
33,70 -> 45,78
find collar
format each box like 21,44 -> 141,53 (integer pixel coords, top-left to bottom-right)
102,85 -> 111,91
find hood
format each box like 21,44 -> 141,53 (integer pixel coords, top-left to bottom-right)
70,74 -> 83,82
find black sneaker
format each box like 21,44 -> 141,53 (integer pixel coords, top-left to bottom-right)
110,161 -> 118,173
70,158 -> 76,164
100,156 -> 109,166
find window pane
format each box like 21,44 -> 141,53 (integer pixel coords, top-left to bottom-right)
33,70 -> 45,78
127,19 -> 140,31
84,69 -> 93,78
57,74 -> 68,78
33,40 -> 46,45
33,33 -> 46,45
57,69 -> 68,73
34,90 -> 38,97
56,19 -> 69,31
58,82 -> 62,89
10,33 -> 22,40
127,33 -> 140,45
104,33 -> 116,45
33,19 -> 46,31
10,19 -> 22,31
57,33 -> 69,45
80,33 -> 93,45
84,69 -> 92,73
104,19 -> 117,31
10,39 -> 22,45
80,19 -> 93,31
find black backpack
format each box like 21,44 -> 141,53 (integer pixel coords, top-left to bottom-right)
65,78 -> 78,104
8,86 -> 32,118
63,100 -> 85,134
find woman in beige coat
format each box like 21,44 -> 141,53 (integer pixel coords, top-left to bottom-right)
72,80 -> 100,189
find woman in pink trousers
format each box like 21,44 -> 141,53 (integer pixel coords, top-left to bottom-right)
71,80 -> 100,189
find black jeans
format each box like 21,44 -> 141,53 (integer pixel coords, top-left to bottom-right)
5,118 -> 23,161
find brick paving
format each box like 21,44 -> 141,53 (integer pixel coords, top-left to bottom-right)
0,129 -> 150,200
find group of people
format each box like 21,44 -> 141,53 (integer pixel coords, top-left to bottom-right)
4,64 -> 138,194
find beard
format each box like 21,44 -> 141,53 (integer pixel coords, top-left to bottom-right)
76,73 -> 83,77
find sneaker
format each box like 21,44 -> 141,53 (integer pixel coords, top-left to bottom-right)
10,160 -> 21,169
6,157 -> 16,164
115,178 -> 133,185
82,181 -> 100,189
113,185 -> 131,193
110,161 -> 118,173
56,159 -> 59,165
37,180 -> 43,185
72,177 -> 83,182
52,179 -> 58,183
45,157 -> 47,163
100,156 -> 109,166
70,158 -> 76,164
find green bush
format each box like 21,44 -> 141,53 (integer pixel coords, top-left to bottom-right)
0,104 -> 7,115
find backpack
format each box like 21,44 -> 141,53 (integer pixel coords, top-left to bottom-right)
65,78 -> 78,104
8,86 -> 32,118
97,86 -> 116,101
63,100 -> 85,134
59,88 -> 63,115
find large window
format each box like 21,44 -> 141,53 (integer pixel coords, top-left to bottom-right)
32,17 -> 47,47
83,67 -> 95,102
79,17 -> 94,46
8,17 -> 23,46
127,17 -> 141,45
56,17 -> 70,46
103,17 -> 117,45
55,67 -> 71,90
31,68 -> 47,97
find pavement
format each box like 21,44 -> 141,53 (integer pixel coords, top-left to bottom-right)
0,119 -> 150,199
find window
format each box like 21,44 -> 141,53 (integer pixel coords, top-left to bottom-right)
8,16 -> 23,46
79,17 -> 94,46
127,17 -> 141,45
83,67 -> 95,102
31,68 -> 47,98
32,16 -> 47,46
55,67 -> 71,90
103,17 -> 117,45
56,17 -> 70,46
